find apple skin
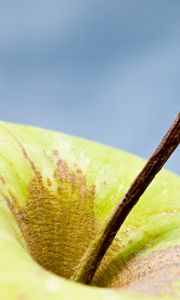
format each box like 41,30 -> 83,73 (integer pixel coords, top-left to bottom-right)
0,121 -> 179,300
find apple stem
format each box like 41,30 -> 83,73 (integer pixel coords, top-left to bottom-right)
71,113 -> 180,285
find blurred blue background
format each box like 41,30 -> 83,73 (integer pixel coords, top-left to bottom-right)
0,0 -> 179,174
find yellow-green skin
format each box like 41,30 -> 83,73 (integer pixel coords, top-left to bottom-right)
0,121 -> 179,300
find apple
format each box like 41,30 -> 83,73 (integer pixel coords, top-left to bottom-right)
0,121 -> 179,300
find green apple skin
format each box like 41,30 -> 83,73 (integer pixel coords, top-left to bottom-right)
0,121 -> 179,300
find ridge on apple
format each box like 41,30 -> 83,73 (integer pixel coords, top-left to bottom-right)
0,120 -> 179,300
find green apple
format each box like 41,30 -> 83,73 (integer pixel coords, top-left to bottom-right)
0,121 -> 179,300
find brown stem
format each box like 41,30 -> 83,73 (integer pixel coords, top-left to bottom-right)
71,113 -> 180,285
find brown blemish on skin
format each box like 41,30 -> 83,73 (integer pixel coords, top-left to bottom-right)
0,125 -> 98,279
52,149 -> 59,157
93,245 -> 180,297
6,149 -> 97,279
17,294 -> 27,300
47,178 -> 52,187
122,246 -> 180,296
0,175 -> 6,185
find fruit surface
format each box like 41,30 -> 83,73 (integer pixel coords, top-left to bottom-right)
0,121 -> 179,300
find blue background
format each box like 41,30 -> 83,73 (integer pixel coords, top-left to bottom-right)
0,1 -> 179,174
